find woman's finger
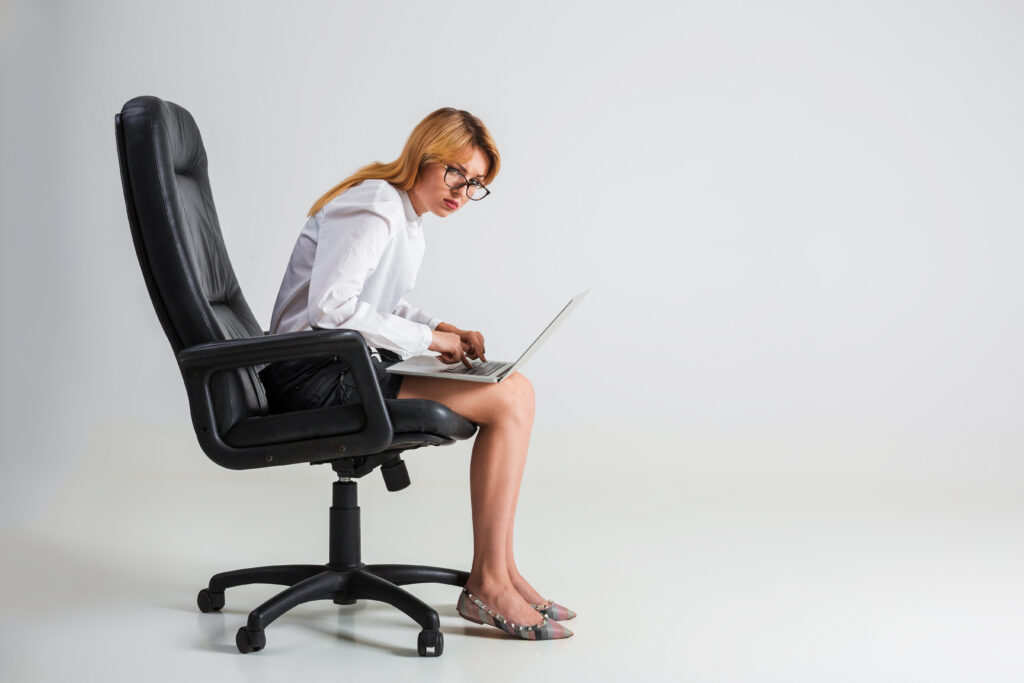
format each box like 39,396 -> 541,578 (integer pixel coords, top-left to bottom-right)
470,333 -> 486,361
459,332 -> 485,360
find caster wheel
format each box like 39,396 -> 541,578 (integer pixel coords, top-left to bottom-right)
197,589 -> 225,613
417,629 -> 444,657
236,627 -> 266,653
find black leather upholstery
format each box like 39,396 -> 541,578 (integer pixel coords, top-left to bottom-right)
118,96 -> 266,435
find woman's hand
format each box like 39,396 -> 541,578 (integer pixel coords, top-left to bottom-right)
430,329 -> 473,368
434,322 -> 487,364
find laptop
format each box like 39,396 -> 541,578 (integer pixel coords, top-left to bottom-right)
386,290 -> 589,383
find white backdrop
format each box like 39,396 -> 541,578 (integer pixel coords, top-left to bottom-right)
1,1 -> 1022,526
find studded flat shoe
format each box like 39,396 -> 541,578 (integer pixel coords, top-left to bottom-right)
530,600 -> 577,621
457,589 -> 574,640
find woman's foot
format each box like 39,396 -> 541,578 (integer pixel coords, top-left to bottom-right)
508,569 -> 577,620
508,568 -> 548,606
464,578 -> 545,627
457,589 -> 574,640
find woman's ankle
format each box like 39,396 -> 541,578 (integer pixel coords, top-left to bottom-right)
465,570 -> 513,596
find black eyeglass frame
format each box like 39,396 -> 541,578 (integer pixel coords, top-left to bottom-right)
442,165 -> 491,201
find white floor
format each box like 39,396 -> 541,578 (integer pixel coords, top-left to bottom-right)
2,429 -> 1023,683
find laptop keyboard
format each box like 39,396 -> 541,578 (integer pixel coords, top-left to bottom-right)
443,361 -> 507,376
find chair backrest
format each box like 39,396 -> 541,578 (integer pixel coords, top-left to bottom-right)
116,96 -> 267,434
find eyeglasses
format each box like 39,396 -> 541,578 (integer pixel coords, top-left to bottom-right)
443,165 -> 491,201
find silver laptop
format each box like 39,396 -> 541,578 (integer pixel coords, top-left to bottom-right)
386,290 -> 588,383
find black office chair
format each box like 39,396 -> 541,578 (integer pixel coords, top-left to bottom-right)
115,95 -> 477,657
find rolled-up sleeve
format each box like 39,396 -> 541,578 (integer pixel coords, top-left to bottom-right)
393,298 -> 441,330
307,202 -> 433,356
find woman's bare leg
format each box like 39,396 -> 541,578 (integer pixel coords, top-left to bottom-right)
506,517 -> 548,606
397,372 -> 544,626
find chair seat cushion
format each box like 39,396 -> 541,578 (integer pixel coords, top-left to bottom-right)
224,398 -> 476,448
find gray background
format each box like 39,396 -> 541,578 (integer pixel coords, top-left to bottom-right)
1,1 -> 1022,681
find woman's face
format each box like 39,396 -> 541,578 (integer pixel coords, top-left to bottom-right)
409,146 -> 489,217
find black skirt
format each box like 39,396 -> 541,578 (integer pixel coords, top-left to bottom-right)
258,347 -> 405,414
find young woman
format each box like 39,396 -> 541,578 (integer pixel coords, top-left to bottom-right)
259,108 -> 575,640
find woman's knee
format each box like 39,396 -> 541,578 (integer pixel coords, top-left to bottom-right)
497,372 -> 535,425
402,372 -> 534,427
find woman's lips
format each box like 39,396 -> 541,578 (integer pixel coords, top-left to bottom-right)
444,199 -> 458,210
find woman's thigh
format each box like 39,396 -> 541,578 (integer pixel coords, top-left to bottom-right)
397,372 -> 533,426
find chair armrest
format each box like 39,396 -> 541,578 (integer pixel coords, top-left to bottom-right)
177,328 -> 378,370
176,329 -> 394,469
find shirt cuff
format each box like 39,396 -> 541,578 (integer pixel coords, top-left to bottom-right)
417,323 -> 434,355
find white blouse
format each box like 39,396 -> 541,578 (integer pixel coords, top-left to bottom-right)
268,180 -> 439,358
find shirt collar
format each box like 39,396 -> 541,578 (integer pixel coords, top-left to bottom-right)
398,189 -> 422,224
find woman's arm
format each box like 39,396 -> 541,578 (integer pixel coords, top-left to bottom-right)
307,200 -> 433,356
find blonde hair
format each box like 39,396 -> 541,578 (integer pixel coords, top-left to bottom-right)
308,108 -> 501,217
